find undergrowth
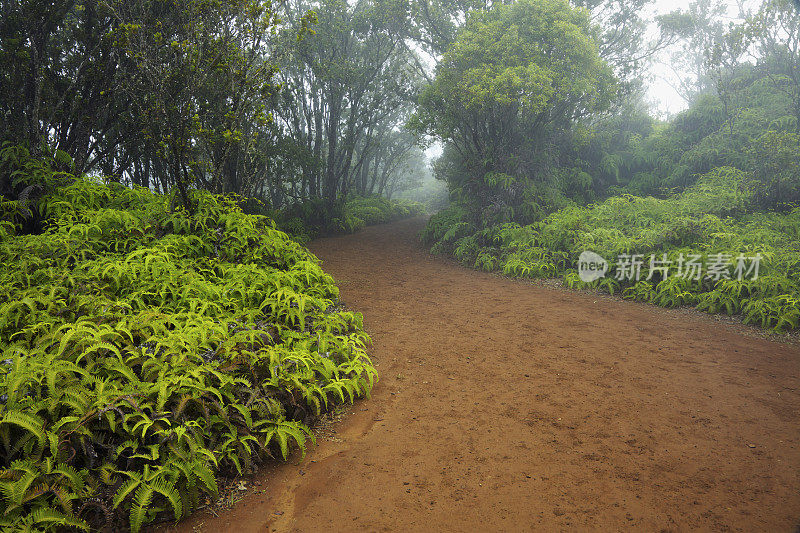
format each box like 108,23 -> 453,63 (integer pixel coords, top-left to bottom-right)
0,154 -> 377,531
277,196 -> 425,242
423,167 -> 800,333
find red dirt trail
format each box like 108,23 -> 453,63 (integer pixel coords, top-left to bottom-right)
168,217 -> 800,532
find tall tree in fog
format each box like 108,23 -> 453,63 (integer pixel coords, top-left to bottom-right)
412,0 -> 617,221
270,0 -> 422,206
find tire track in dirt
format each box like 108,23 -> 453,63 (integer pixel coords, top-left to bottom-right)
167,216 -> 800,532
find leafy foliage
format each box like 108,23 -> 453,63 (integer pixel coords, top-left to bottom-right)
423,167 -> 800,332
412,0 -> 616,228
345,196 -> 426,227
277,195 -> 425,242
0,163 -> 377,531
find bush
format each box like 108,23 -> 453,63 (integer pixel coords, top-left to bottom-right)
419,203 -> 470,247
422,167 -> 800,332
274,196 -> 425,241
345,196 -> 425,226
0,171 -> 376,531
746,130 -> 800,211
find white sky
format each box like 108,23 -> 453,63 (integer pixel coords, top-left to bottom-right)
646,0 -> 701,116
645,0 -> 760,116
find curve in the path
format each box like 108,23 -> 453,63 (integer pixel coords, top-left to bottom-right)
168,217 -> 800,532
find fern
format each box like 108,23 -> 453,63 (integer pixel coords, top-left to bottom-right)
0,178 -> 378,531
423,168 -> 800,333
28,507 -> 90,531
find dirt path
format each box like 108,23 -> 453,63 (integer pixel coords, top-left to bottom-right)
170,217 -> 800,532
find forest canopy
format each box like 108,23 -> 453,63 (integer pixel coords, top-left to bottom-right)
0,0 -> 430,217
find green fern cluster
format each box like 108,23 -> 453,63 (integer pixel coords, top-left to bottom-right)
425,168 -> 800,333
276,196 -> 425,242
0,176 -> 377,531
419,203 -> 471,247
345,196 -> 425,226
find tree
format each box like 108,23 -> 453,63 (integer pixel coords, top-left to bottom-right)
413,0 -> 617,222
660,0 -> 728,103
704,19 -> 749,133
268,0 -> 422,207
110,0 -> 282,209
749,0 -> 800,133
0,0 -> 292,210
746,130 -> 800,210
0,0 -> 128,170
577,0 -> 679,93
405,0 -> 489,58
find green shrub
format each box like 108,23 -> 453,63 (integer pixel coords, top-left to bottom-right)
423,166 -> 800,332
0,173 -> 377,531
345,196 -> 425,227
275,196 -> 424,240
419,203 -> 470,247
